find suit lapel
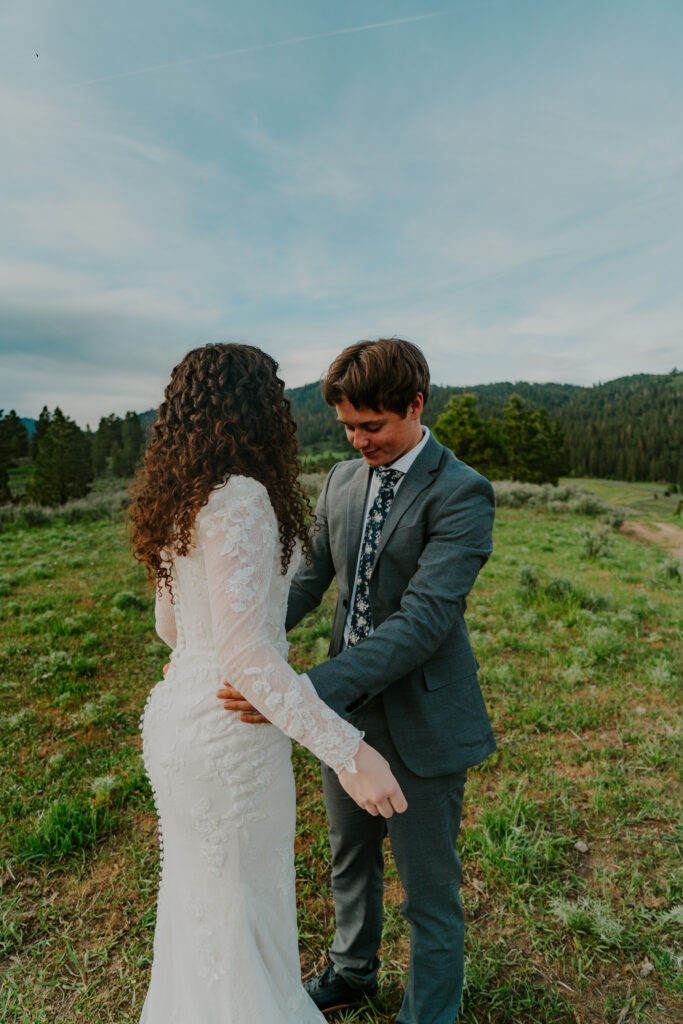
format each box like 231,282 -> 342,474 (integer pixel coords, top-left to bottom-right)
373,435 -> 442,564
344,461 -> 372,588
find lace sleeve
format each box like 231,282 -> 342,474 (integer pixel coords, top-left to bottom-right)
155,579 -> 177,650
198,478 -> 361,774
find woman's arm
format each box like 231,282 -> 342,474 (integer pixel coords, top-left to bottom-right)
154,578 -> 177,650
200,478 -> 406,816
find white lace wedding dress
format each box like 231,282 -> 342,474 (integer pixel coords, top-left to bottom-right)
139,476 -> 361,1023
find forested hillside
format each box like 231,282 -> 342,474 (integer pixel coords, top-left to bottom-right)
288,371 -> 682,485
10,371 -> 681,495
557,372 -> 681,483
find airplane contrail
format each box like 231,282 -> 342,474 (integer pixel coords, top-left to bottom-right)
70,11 -> 449,88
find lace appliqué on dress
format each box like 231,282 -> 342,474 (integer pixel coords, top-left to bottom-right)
190,796 -> 232,876
183,892 -> 226,985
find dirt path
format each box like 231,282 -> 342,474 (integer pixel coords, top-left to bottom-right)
620,519 -> 683,560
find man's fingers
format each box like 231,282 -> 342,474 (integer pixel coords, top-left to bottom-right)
239,711 -> 269,724
392,788 -> 408,814
216,685 -> 243,701
222,699 -> 256,712
375,797 -> 395,819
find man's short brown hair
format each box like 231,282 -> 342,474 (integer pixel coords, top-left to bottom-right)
321,338 -> 430,415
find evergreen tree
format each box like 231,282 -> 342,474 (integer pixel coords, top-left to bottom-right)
433,394 -> 506,478
521,408 -> 568,486
548,416 -> 569,484
30,406 -> 51,459
0,412 -> 13,503
26,408 -> 94,505
91,430 -> 107,476
433,392 -> 567,484
95,413 -> 123,458
0,409 -> 30,502
2,411 -> 29,458
502,394 -> 538,482
110,441 -> 126,477
93,411 -> 145,478
502,396 -> 567,485
120,411 -> 146,475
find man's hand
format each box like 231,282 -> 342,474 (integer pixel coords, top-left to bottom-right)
216,683 -> 269,724
338,740 -> 408,818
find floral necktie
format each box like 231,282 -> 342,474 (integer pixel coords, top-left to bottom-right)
347,467 -> 403,647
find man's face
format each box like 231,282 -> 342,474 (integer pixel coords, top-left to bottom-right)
334,395 -> 424,467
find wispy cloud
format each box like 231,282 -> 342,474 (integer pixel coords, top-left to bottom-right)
70,11 -> 449,88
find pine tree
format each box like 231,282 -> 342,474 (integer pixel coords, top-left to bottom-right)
26,408 -> 94,505
95,414 -> 123,460
502,394 -> 537,482
30,406 -> 51,459
93,412 -> 145,477
0,412 -> 12,503
2,411 -> 29,458
500,394 -> 567,484
120,411 -> 146,475
434,392 -> 567,484
433,394 -> 507,478
110,441 -> 126,477
522,408 -> 567,485
0,410 -> 30,502
91,430 -> 107,476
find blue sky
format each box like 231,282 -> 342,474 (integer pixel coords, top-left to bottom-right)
1,0 -> 681,426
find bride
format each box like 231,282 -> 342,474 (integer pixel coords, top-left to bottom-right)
129,343 -> 407,1023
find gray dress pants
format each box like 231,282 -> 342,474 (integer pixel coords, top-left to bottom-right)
320,697 -> 467,1024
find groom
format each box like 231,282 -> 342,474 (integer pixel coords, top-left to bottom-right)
219,338 -> 495,1024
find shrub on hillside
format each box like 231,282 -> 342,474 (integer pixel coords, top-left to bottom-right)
493,482 -> 626,523
579,525 -> 613,560
517,564 -> 612,612
0,487 -> 129,531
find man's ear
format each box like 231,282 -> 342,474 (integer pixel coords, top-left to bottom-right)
408,393 -> 424,418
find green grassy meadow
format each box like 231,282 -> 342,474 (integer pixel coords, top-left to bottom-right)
0,481 -> 680,1023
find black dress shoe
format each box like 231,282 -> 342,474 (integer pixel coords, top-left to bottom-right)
304,961 -> 377,1014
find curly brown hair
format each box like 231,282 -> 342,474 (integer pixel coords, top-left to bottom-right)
129,343 -> 311,590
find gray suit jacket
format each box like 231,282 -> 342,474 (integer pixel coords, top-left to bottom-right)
286,434 -> 496,777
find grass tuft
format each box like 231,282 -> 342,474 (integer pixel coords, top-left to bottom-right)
13,796 -> 117,863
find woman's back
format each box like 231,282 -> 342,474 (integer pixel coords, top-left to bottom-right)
162,475 -> 295,658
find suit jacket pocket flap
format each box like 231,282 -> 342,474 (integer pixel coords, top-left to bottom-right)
422,652 -> 479,691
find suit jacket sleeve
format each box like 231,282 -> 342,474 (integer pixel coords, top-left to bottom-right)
285,464 -> 338,631
306,470 -> 495,717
